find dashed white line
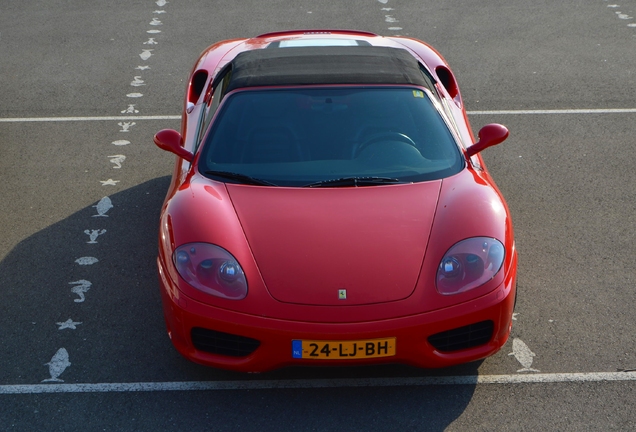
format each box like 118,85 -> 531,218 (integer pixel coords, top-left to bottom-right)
2,372 -> 636,394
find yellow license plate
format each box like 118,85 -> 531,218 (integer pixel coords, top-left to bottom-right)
292,338 -> 396,359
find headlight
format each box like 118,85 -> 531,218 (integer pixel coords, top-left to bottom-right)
173,243 -> 247,300
436,237 -> 505,295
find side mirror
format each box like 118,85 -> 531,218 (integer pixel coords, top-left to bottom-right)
154,129 -> 193,162
466,124 -> 509,157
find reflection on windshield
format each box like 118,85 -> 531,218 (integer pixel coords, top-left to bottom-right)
199,87 -> 463,187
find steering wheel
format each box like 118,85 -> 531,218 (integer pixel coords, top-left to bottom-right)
354,132 -> 417,157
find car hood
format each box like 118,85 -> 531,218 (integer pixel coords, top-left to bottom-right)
226,182 -> 441,306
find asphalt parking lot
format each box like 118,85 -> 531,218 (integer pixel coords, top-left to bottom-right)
2,0 -> 636,430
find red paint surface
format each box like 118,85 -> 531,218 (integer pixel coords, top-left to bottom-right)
227,182 -> 440,306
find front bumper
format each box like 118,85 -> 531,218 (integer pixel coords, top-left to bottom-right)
158,257 -> 516,373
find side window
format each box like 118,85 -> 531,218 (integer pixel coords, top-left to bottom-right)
194,69 -> 232,152
418,64 -> 439,96
439,98 -> 462,141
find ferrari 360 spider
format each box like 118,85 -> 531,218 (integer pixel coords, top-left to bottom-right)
154,30 -> 517,372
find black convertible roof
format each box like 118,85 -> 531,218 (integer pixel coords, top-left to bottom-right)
221,46 -> 429,92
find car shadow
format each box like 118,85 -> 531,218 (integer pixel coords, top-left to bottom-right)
0,175 -> 477,430
0,176 -> 174,385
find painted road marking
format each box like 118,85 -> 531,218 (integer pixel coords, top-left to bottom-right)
139,49 -> 153,60
2,109 -> 636,123
108,155 -> 126,169
468,108 -> 636,115
69,280 -> 92,303
616,11 -> 633,19
75,257 -> 99,266
41,348 -> 71,383
509,338 -> 540,372
121,104 -> 139,114
84,229 -> 107,244
56,319 -> 82,330
130,76 -> 146,87
117,121 -> 136,132
92,196 -> 114,216
2,371 -> 635,394
0,116 -> 179,122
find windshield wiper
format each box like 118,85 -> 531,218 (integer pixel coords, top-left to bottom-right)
304,176 -> 404,188
204,170 -> 277,186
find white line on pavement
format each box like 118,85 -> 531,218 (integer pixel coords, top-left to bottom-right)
1,108 -> 636,123
2,371 -> 635,394
468,108 -> 636,115
0,115 -> 181,122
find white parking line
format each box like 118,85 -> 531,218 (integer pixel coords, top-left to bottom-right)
0,115 -> 180,122
468,108 -> 636,115
1,371 -> 635,394
0,108 -> 636,123
2,108 -> 636,123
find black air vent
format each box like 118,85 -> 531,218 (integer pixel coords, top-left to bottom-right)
428,320 -> 494,352
191,328 -> 260,357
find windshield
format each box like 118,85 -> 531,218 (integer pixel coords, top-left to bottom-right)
199,87 -> 464,187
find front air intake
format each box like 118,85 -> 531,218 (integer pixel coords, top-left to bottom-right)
428,320 -> 494,352
191,328 -> 260,357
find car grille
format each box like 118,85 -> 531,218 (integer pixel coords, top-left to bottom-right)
427,320 -> 494,352
191,328 -> 261,357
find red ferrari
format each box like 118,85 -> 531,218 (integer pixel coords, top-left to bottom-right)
154,30 -> 517,372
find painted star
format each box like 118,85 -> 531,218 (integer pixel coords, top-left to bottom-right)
100,179 -> 120,186
56,319 -> 82,330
